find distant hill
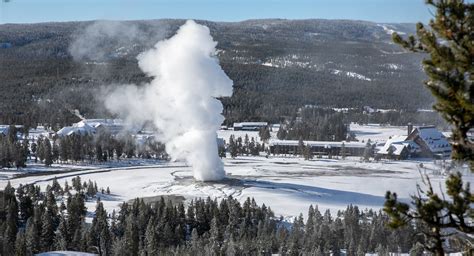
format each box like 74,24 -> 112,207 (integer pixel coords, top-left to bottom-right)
0,19 -> 432,125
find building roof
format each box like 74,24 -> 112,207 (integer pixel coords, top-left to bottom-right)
411,126 -> 451,153
56,119 -> 127,136
81,119 -> 124,128
269,139 -> 367,148
233,122 -> 268,127
57,122 -> 95,136
0,125 -> 9,136
377,135 -> 420,155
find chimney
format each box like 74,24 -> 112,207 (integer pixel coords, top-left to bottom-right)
407,123 -> 413,136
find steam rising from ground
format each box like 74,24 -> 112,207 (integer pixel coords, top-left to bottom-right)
105,20 -> 233,181
69,20 -> 168,61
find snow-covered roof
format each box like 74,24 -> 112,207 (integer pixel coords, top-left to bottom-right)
378,135 -> 420,155
269,139 -> 367,148
36,251 -> 96,256
57,122 -> 95,136
0,125 -> 9,135
0,125 -> 24,137
233,122 -> 268,127
388,144 -> 406,156
412,126 -> 451,153
81,119 -> 124,128
57,119 -> 127,136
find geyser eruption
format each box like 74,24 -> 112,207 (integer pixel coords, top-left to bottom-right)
105,20 -> 233,181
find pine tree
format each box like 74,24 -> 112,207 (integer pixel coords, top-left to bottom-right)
259,126 -> 271,142
90,201 -> 111,256
144,217 -> 158,255
276,126 -> 287,140
31,142 -> 38,163
124,214 -> 139,256
59,137 -> 70,163
228,136 -> 238,158
15,230 -> 27,256
3,183 -> 18,254
297,137 -> 305,156
393,0 -> 473,167
17,186 -> 33,224
55,216 -> 68,251
52,140 -> 60,163
37,137 -> 45,163
43,138 -> 53,166
385,1 -> 474,255
40,210 -> 55,251
341,142 -> 347,160
362,142 -> 372,162
25,217 -> 40,254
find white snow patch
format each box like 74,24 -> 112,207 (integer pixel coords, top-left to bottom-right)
37,251 -> 96,256
331,69 -> 372,81
377,24 -> 406,35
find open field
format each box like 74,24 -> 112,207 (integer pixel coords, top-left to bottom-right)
2,155 -> 471,221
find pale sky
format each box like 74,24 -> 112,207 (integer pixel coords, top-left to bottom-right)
0,0 -> 437,24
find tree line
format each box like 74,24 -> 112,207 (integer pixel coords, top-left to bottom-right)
277,108 -> 348,141
1,177 -> 462,256
0,128 -> 168,169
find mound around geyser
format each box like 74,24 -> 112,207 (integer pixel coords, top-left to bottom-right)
105,20 -> 233,181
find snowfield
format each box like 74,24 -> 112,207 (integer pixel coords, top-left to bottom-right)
349,123 -> 409,144
1,124 -> 470,221
2,156 -> 471,222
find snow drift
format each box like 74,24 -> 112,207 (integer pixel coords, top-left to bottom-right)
105,20 -> 233,181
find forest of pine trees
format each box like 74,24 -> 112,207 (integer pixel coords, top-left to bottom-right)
0,178 -> 447,255
0,128 -> 168,169
277,108 -> 348,142
227,135 -> 266,158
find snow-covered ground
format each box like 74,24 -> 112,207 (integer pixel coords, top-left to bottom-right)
2,155 -> 471,222
0,159 -> 167,180
2,124 -> 468,221
349,123 -> 408,144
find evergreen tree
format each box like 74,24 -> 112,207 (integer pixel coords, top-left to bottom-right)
90,201 -> 111,256
25,217 -> 40,254
276,126 -> 287,140
124,214 -> 139,256
3,183 -> 18,254
259,126 -> 271,142
37,137 -> 45,163
341,142 -> 347,160
15,230 -> 27,256
55,216 -> 69,251
17,185 -> 33,224
393,0 -> 473,167
362,142 -> 372,162
31,142 -> 38,163
144,217 -> 158,255
59,137 -> 70,163
43,138 -> 53,166
52,139 -> 60,163
40,210 -> 55,251
386,1 -> 474,255
297,137 -> 305,156
228,135 -> 238,158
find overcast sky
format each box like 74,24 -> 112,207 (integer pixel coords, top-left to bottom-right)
0,0 -> 438,24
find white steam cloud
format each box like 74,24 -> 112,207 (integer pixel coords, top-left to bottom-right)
105,20 -> 233,181
69,20 -> 168,61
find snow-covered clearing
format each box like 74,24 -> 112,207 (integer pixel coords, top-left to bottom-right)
2,155 -> 471,222
349,123 -> 408,144
1,124 -> 465,221
0,159 -> 167,180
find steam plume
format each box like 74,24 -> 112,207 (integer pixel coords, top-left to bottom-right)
105,20 -> 233,181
